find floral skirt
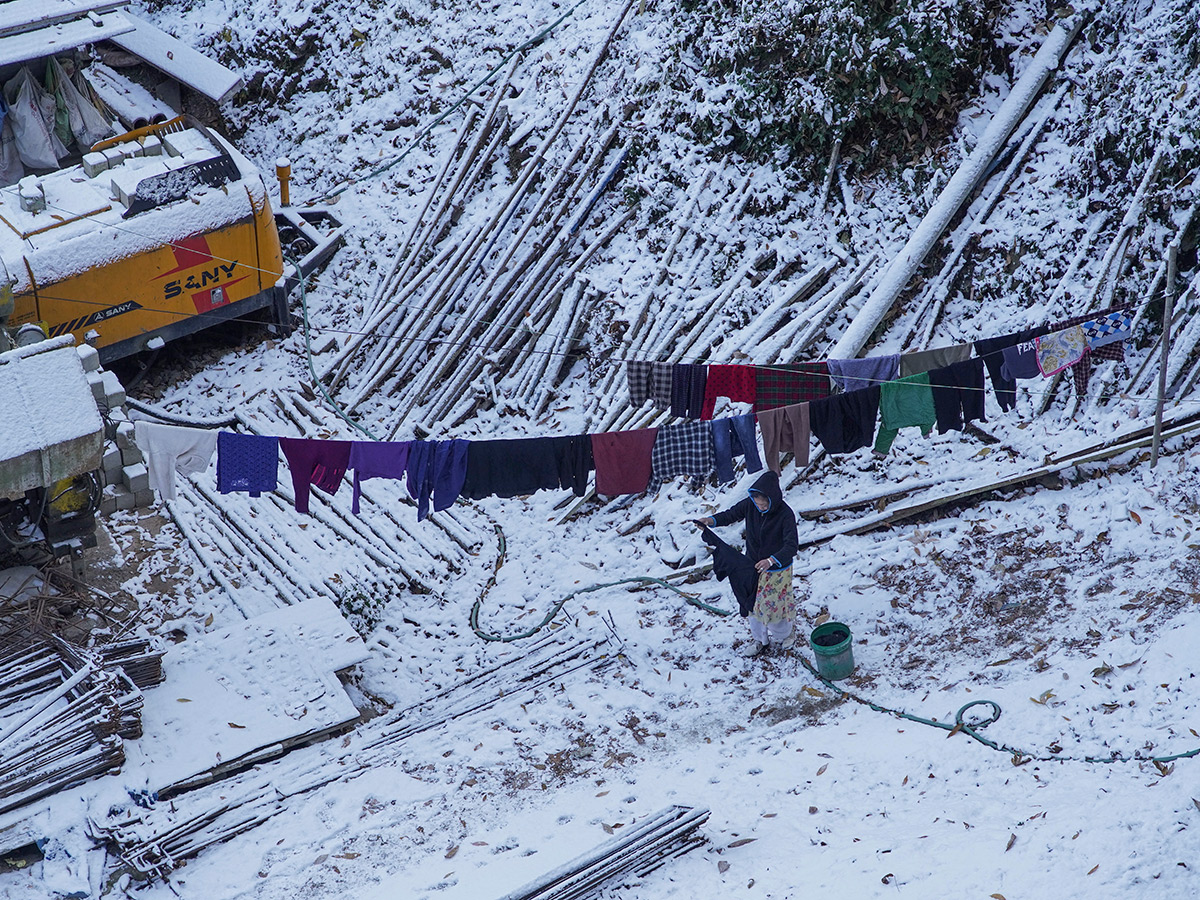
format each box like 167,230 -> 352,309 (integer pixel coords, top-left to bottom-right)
752,567 -> 795,625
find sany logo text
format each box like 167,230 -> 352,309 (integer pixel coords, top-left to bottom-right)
164,262 -> 240,299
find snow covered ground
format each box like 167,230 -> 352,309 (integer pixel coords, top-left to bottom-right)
5,0 -> 1200,896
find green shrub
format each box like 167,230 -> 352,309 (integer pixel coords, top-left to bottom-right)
672,0 -> 994,168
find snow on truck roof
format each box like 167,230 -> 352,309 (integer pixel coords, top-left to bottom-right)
0,125 -> 268,294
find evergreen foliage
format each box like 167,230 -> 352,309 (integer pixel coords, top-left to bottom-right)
671,0 -> 995,167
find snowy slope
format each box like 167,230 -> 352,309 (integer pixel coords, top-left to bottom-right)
5,0 -> 1200,897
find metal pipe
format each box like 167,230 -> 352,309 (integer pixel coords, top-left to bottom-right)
275,158 -> 291,208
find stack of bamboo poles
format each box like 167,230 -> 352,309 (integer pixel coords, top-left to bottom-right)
316,0 -> 639,435
101,634 -> 618,881
495,805 -> 710,900
163,392 -> 488,622
0,641 -> 140,817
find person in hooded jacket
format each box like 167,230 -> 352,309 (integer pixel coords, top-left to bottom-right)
695,470 -> 799,657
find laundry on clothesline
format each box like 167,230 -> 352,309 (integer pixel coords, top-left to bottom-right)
216,432 -> 279,497
874,373 -> 935,457
279,438 -> 352,515
828,354 -> 900,394
929,358 -> 986,435
1036,325 -> 1088,377
626,304 -> 1131,422
347,440 -> 411,514
129,303 -> 1137,522
670,363 -> 708,420
135,421 -> 218,502
757,402 -> 810,473
899,342 -> 973,378
702,364 -> 757,420
809,385 -> 880,456
712,413 -> 762,484
754,362 -> 831,412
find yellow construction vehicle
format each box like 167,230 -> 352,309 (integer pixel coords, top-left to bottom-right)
0,3 -> 342,364
1,116 -> 294,363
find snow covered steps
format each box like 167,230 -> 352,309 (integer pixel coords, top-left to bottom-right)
496,805 -> 710,900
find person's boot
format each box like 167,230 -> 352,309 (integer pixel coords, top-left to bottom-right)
778,627 -> 797,653
740,640 -> 768,658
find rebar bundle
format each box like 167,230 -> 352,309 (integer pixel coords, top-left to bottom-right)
0,639 -> 143,818
101,633 -> 619,881
495,805 -> 710,900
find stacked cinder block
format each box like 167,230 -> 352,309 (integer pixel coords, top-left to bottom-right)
78,344 -> 154,515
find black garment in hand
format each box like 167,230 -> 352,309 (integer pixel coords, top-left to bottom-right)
709,470 -> 798,570
702,527 -> 758,617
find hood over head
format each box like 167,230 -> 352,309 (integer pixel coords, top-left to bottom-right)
747,469 -> 784,512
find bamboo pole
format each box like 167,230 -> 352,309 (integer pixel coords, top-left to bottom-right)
830,15 -> 1086,359
1152,241 -> 1179,468
367,104 -> 480,316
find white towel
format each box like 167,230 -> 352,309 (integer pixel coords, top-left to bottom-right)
134,421 -> 218,501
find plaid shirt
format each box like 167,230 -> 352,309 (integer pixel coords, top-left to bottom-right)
627,361 -> 652,406
754,363 -> 831,412
649,362 -> 673,408
648,421 -> 715,491
1072,341 -> 1124,396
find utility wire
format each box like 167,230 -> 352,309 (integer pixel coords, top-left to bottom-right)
23,285 -> 1169,400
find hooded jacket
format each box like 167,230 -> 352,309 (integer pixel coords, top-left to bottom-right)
710,470 -> 798,570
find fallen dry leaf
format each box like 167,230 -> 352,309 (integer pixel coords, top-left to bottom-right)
718,860 -> 730,874
444,845 -> 458,859
728,838 -> 757,848
1006,833 -> 1016,852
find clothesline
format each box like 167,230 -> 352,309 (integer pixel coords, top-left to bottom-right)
127,306 -> 1142,522
130,410 -> 765,524
625,306 -> 1134,416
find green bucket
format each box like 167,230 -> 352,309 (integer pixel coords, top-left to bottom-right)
810,621 -> 855,680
